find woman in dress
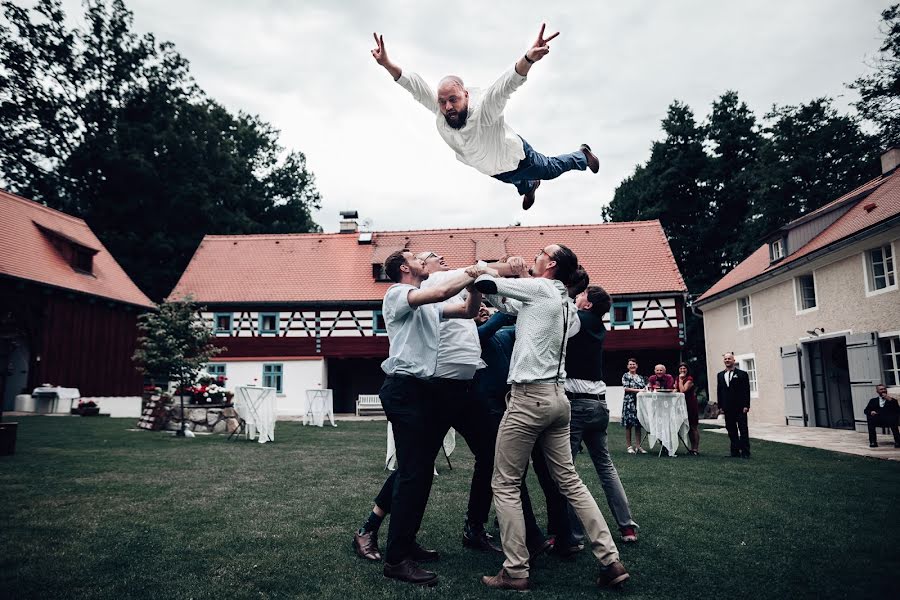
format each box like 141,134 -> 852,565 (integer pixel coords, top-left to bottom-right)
675,362 -> 699,455
621,358 -> 647,454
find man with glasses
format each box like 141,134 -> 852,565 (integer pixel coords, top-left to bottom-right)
864,385 -> 900,448
473,245 -> 630,592
369,25 -> 600,210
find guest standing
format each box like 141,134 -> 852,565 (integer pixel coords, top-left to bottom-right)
716,352 -> 751,459
675,363 -> 699,455
621,359 -> 647,454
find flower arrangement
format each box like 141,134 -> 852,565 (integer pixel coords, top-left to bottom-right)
74,399 -> 100,416
174,372 -> 233,405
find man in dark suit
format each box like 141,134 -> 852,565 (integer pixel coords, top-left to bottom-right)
864,384 -> 900,448
717,352 -> 751,458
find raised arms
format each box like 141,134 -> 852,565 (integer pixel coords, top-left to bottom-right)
371,32 -> 402,80
514,23 -> 559,77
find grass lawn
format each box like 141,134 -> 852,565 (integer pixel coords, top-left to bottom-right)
1,416 -> 898,599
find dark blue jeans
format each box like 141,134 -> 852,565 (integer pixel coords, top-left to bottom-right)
492,137 -> 587,195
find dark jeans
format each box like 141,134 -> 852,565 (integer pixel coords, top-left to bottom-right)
563,394 -> 637,539
377,375 -> 445,564
492,138 -> 587,195
724,409 -> 750,455
867,414 -> 900,444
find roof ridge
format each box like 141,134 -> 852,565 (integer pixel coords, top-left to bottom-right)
0,188 -> 89,227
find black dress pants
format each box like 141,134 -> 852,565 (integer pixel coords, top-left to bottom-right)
724,409 -> 750,455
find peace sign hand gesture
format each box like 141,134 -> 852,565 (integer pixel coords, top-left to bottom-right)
371,32 -> 388,66
525,23 -> 560,62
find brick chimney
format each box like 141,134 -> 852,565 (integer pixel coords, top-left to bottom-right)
880,147 -> 900,175
339,210 -> 359,233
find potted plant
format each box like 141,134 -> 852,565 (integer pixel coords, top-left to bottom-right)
72,399 -> 100,416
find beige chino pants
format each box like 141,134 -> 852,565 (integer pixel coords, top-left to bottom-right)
492,382 -> 619,578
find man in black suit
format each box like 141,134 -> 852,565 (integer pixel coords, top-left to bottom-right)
864,384 -> 900,448
717,352 -> 751,458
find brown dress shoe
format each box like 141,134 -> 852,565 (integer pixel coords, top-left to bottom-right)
580,144 -> 600,173
352,530 -> 381,561
383,559 -> 438,586
409,542 -> 439,563
597,560 -> 630,588
482,568 -> 530,591
463,528 -> 503,553
522,180 -> 540,210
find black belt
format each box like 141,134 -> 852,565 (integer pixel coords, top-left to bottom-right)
565,392 -> 605,401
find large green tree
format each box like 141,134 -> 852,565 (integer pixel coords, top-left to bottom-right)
0,0 -> 321,300
851,3 -> 900,148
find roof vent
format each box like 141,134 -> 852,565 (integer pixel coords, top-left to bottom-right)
863,202 -> 877,213
339,210 -> 359,234
358,232 -> 373,244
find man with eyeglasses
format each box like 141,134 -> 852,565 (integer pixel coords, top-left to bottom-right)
864,385 -> 900,448
369,25 -> 600,211
473,245 -> 630,592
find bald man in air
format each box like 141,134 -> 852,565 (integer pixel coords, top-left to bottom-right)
370,24 -> 599,211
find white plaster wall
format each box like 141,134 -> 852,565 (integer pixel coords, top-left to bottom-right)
213,359 -> 326,416
703,233 -> 900,426
14,394 -> 142,417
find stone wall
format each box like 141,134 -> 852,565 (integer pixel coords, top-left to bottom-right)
163,404 -> 240,434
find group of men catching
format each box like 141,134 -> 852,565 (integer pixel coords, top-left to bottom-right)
350,245 -> 635,591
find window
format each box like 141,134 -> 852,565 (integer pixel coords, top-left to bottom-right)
770,238 -> 786,262
737,296 -> 752,329
259,313 -> 279,335
865,243 -> 897,294
214,313 -> 233,335
73,248 -> 94,273
735,354 -> 758,396
373,264 -> 392,282
882,336 -> 900,387
610,302 -> 633,326
795,274 -> 817,312
206,363 -> 226,378
262,364 -> 283,393
372,310 -> 387,334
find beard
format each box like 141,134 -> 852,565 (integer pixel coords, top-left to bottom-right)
444,107 -> 469,129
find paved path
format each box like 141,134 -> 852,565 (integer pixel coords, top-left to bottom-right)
700,417 -> 900,461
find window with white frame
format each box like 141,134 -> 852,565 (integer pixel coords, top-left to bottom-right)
865,243 -> 896,293
881,336 -> 900,387
795,274 -> 817,312
770,238 -> 785,262
735,354 -> 758,396
737,296 -> 752,328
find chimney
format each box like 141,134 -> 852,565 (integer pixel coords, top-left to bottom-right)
880,147 -> 900,175
339,210 -> 359,233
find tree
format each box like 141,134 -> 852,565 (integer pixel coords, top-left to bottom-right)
0,0 -> 321,300
132,296 -> 221,436
851,4 -> 900,148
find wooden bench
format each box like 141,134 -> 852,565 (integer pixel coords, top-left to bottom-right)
356,394 -> 384,417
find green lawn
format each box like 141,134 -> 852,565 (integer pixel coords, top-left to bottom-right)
1,416 -> 897,599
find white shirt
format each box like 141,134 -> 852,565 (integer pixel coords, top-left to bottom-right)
420,269 -> 485,380
380,284 -> 443,378
477,276 -> 579,384
396,67 -> 528,176
565,378 -> 607,396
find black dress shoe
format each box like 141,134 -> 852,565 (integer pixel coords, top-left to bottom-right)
352,530 -> 382,561
870,442 -> 878,448
580,144 -> 600,173
383,559 -> 438,586
741,453 -> 751,459
522,180 -> 540,210
409,543 -> 440,562
463,527 -> 503,553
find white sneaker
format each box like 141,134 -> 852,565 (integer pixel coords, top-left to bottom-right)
636,447 -> 647,454
627,447 -> 636,454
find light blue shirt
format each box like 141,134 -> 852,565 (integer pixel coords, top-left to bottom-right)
380,283 -> 443,378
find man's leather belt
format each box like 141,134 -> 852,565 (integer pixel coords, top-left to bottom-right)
565,392 -> 605,400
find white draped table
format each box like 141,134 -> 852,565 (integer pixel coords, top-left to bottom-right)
385,424 -> 456,474
234,386 -> 277,443
636,391 -> 689,457
304,389 -> 337,427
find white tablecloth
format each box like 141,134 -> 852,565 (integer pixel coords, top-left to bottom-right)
234,386 -> 277,443
637,391 -> 689,456
304,389 -> 336,427
385,424 -> 456,473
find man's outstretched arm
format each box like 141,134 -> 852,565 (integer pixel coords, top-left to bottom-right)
515,23 -> 559,77
371,32 -> 402,80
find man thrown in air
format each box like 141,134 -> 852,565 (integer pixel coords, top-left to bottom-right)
370,24 -> 600,210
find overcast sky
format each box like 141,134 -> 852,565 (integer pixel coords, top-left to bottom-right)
53,0 -> 892,232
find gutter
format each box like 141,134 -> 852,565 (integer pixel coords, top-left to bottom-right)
695,213 -> 900,307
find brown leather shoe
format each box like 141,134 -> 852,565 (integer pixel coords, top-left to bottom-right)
522,180 -> 540,210
352,530 -> 381,561
409,542 -> 440,563
580,144 -> 600,173
383,559 -> 438,586
597,560 -> 630,588
482,568 -> 530,591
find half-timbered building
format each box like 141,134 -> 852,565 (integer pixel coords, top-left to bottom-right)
170,219 -> 688,415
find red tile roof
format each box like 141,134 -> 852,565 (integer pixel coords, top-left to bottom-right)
169,221 -> 687,303
0,189 -> 154,308
698,171 -> 900,303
